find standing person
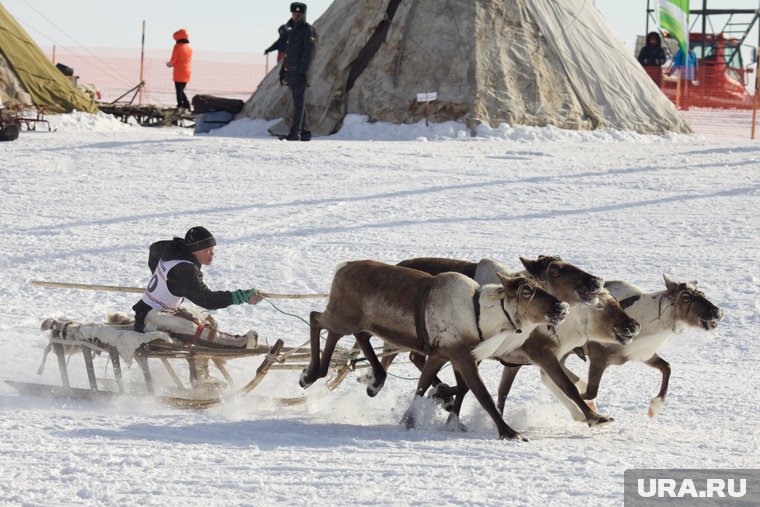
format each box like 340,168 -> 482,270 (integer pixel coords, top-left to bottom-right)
668,47 -> 698,109
265,21 -> 292,63
668,47 -> 698,82
279,2 -> 317,141
637,31 -> 667,88
167,28 -> 193,112
131,226 -> 262,350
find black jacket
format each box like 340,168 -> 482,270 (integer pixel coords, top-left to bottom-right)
638,32 -> 667,67
132,238 -> 234,330
279,16 -> 316,85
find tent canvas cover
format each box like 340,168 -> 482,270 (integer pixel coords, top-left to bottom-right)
0,2 -> 97,114
242,0 -> 690,136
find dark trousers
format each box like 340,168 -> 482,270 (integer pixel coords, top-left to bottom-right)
174,81 -> 190,109
289,83 -> 310,135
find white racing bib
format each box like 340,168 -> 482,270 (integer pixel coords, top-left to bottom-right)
141,259 -> 193,310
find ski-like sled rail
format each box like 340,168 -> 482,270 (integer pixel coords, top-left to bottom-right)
6,318 -> 381,409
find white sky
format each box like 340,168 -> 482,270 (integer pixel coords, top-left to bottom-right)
2,0 -> 758,57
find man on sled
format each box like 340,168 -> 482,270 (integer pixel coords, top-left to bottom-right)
132,226 -> 262,381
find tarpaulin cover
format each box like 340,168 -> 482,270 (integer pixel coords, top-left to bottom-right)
242,0 -> 689,136
0,3 -> 97,113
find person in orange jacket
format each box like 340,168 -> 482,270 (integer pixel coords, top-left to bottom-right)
166,28 -> 193,111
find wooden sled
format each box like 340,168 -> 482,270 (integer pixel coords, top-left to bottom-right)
5,318 -> 368,409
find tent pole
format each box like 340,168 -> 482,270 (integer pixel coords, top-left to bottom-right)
139,20 -> 146,106
751,44 -> 759,139
51,45 -> 56,64
645,0 -> 650,36
676,72 -> 682,109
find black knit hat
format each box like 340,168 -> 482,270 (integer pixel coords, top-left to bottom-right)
184,226 -> 216,252
290,2 -> 306,14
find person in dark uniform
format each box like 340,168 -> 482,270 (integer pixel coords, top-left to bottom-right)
131,226 -> 262,348
279,2 -> 317,141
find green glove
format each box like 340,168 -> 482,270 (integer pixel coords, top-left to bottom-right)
231,289 -> 252,305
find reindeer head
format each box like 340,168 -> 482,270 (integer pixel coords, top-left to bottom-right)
663,274 -> 723,331
579,290 -> 640,345
495,272 -> 570,328
520,255 -> 604,306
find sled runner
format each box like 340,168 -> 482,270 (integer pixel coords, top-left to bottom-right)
5,315 -> 366,409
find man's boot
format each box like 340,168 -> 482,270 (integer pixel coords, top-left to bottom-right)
280,132 -> 300,141
300,130 -> 312,142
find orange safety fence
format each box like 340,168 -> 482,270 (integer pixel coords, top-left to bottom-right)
642,63 -> 759,140
47,46 -> 271,107
47,47 -> 759,140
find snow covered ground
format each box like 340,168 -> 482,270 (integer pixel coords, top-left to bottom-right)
0,112 -> 758,506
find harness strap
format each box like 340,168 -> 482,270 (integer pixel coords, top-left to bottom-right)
501,296 -> 522,334
472,290 -> 484,342
414,278 -> 435,355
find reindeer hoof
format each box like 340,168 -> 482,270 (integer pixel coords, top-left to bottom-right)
366,380 -> 384,397
299,368 -> 314,389
500,431 -> 528,442
401,410 -> 416,430
588,414 -> 614,427
444,413 -> 467,432
428,383 -> 455,412
648,396 -> 665,418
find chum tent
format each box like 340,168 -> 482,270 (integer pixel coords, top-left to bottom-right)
0,2 -> 97,114
242,0 -> 690,136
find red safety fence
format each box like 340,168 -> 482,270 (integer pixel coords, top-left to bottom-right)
48,46 -> 271,106
47,46 -> 760,140
642,65 -> 759,140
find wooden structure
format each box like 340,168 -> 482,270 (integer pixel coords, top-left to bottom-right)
5,105 -> 52,131
98,103 -> 195,128
6,318 -> 364,409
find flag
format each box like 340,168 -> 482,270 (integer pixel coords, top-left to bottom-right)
659,0 -> 690,54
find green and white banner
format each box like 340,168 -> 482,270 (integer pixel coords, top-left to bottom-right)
659,0 -> 690,54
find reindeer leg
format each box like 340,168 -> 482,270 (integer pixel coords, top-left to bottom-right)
450,350 -> 526,441
380,348 -> 398,372
559,354 -> 587,394
353,332 -> 386,397
410,351 -> 455,401
401,356 -> 447,430
301,312 -> 341,388
537,357 -> 613,426
496,365 -> 522,416
581,355 -> 612,413
443,369 -> 469,432
644,354 -> 671,418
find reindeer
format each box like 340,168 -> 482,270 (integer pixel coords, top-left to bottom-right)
392,256 -> 605,402
397,258 -> 639,428
561,274 -> 723,418
391,256 -> 604,395
491,288 -> 639,425
299,260 -> 569,441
